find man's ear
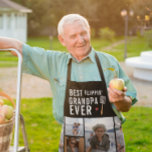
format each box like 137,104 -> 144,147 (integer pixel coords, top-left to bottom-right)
58,35 -> 65,46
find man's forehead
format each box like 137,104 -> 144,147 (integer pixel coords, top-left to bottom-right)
63,20 -> 88,30
63,22 -> 89,35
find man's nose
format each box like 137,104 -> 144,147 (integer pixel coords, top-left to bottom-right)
77,35 -> 84,43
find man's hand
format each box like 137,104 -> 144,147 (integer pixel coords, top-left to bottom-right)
0,37 -> 23,56
108,87 -> 132,112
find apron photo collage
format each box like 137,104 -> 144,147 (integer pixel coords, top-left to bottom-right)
59,116 -> 125,152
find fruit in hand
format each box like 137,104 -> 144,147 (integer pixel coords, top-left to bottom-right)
109,78 -> 125,91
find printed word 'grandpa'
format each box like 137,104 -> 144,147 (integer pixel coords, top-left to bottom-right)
69,97 -> 98,105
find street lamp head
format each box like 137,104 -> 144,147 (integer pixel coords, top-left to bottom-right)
121,9 -> 127,17
129,10 -> 134,17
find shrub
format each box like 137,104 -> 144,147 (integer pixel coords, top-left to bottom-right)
144,30 -> 152,48
90,28 -> 96,38
99,27 -> 116,41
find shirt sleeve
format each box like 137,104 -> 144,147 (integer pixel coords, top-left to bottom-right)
100,52 -> 138,105
110,57 -> 138,124
116,60 -> 138,105
22,43 -> 50,80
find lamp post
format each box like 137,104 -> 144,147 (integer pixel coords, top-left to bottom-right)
121,9 -> 134,59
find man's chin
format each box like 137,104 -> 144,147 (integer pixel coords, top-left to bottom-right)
76,47 -> 90,54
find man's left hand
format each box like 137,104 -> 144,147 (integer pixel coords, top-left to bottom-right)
108,87 -> 132,112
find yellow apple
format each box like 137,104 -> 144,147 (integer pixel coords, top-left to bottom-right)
109,78 -> 125,91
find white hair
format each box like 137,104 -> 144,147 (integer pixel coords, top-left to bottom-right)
57,14 -> 90,35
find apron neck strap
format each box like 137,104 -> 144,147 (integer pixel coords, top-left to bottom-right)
67,53 -> 106,83
67,58 -> 72,81
95,53 -> 106,83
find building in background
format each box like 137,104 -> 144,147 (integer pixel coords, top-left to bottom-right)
0,0 -> 32,42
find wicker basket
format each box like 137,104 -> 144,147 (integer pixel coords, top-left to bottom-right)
0,91 -> 15,152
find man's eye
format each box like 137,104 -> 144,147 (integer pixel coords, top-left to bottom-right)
81,32 -> 87,36
70,35 -> 76,39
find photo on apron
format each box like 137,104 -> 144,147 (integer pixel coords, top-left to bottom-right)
85,117 -> 125,152
59,116 -> 125,152
64,117 -> 84,137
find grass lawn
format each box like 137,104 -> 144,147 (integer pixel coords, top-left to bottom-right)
0,52 -> 18,67
0,36 -> 151,67
123,107 -> 152,151
6,98 -> 152,152
102,36 -> 152,61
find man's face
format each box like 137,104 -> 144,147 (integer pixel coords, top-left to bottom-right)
58,21 -> 91,61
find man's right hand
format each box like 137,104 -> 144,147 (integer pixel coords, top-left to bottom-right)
0,37 -> 23,56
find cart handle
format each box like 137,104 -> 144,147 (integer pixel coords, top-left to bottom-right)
0,48 -> 22,152
0,91 -> 16,108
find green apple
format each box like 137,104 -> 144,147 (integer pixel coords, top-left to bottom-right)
109,78 -> 125,91
2,105 -> 14,120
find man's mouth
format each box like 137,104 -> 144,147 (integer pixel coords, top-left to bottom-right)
77,44 -> 86,48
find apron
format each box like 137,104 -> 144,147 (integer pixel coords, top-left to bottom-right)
59,53 -> 125,152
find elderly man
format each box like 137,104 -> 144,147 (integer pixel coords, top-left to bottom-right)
0,14 -> 137,151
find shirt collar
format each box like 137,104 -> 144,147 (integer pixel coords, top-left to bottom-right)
67,47 -> 96,64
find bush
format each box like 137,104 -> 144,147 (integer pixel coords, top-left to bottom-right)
99,27 -> 116,41
90,28 -> 96,38
144,30 -> 152,48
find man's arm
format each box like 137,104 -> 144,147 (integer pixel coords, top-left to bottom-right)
108,87 -> 132,112
0,37 -> 23,55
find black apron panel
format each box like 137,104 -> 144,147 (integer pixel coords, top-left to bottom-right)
64,81 -> 116,118
64,53 -> 116,118
62,53 -> 121,152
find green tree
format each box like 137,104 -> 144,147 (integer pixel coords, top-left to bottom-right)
88,0 -> 132,37
12,0 -> 97,36
12,0 -> 133,36
130,0 -> 152,27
